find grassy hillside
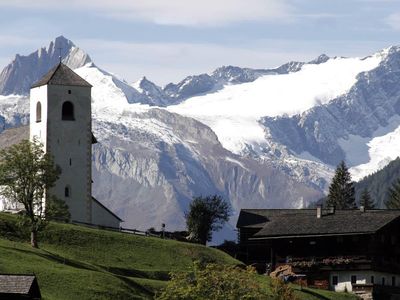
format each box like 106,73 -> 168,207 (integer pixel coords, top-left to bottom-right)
0,213 -> 357,299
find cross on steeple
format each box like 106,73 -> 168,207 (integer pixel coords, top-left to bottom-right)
57,47 -> 63,63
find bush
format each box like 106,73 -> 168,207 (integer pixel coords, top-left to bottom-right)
156,262 -> 267,300
270,278 -> 299,300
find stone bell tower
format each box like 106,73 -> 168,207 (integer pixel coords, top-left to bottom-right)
29,63 -> 93,223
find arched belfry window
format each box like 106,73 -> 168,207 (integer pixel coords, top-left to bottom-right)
65,185 -> 71,198
36,101 -> 42,123
62,101 -> 75,121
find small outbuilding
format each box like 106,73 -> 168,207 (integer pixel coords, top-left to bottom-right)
0,274 -> 41,299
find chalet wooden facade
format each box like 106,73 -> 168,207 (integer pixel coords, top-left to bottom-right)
237,207 -> 400,298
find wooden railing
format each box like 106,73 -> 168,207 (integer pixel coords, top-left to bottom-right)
68,220 -> 195,243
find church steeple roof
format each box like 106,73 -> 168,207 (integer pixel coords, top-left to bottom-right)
31,63 -> 92,88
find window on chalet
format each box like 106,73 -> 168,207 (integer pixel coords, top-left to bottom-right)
382,277 -> 386,286
36,101 -> 42,122
351,275 -> 357,285
62,101 -> 75,120
332,276 -> 338,286
371,276 -> 374,284
392,276 -> 396,286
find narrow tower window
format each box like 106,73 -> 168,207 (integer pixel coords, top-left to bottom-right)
65,185 -> 71,198
62,101 -> 75,120
36,101 -> 42,122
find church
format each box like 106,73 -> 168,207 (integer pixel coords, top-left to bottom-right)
29,63 -> 121,228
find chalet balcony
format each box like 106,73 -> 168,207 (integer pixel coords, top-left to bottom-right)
275,255 -> 400,274
276,255 -> 373,271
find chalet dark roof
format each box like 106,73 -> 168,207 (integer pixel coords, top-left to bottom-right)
237,209 -> 400,239
92,197 -> 123,222
236,209 -> 271,229
0,274 -> 41,298
31,63 -> 92,88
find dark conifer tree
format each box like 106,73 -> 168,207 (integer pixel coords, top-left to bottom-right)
327,161 -> 356,209
359,188 -> 375,209
386,178 -> 400,209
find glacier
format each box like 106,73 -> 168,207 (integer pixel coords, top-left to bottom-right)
168,53 -> 384,155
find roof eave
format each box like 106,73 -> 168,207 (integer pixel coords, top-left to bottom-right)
250,231 -> 376,240
30,63 -> 92,89
91,196 -> 123,222
31,82 -> 92,89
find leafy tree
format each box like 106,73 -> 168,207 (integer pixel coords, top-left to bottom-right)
0,139 -> 65,248
185,195 -> 230,245
156,262 -> 267,300
326,161 -> 356,209
386,178 -> 400,209
46,195 -> 71,222
359,188 -> 375,209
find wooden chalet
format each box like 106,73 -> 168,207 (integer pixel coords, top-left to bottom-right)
237,206 -> 400,298
0,274 -> 41,299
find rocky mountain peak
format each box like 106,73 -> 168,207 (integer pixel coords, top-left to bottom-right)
134,76 -> 156,90
0,36 -> 91,96
163,73 -> 215,101
309,54 -> 330,64
211,65 -> 262,83
132,76 -> 168,106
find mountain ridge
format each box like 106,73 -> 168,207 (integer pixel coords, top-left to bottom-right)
0,36 -> 91,96
2,36 -> 400,241
0,35 -> 334,107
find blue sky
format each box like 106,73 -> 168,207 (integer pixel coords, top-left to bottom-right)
0,0 -> 399,85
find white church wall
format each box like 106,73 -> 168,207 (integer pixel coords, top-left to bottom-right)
0,188 -> 24,212
30,85 -> 48,148
0,192 -> 5,211
92,198 -> 121,228
45,85 -> 92,224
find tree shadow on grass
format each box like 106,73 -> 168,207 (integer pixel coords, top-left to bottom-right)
100,266 -> 170,281
0,245 -> 155,297
113,273 -> 155,297
297,287 -> 330,300
0,245 -> 97,272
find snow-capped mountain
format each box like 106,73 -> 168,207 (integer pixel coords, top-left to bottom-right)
168,51 -> 388,186
0,36 -> 91,96
2,36 -> 400,242
0,36 -> 325,241
160,58 -> 329,104
0,36 -> 164,107
132,76 -> 170,106
182,46 -> 400,185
